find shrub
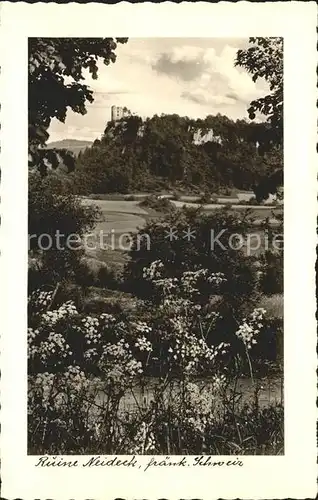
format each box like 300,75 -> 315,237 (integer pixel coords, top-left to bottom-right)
219,186 -> 233,196
88,193 -> 106,200
259,250 -> 283,294
138,195 -> 176,214
198,192 -> 212,204
75,257 -> 116,288
249,196 -> 257,204
237,197 -> 258,206
171,191 -> 181,201
125,206 -> 257,304
28,272 -> 282,454
28,171 -> 100,290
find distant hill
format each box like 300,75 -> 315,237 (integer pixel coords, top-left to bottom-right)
47,139 -> 93,156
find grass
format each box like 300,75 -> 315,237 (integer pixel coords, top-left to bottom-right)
29,374 -> 284,455
86,193 -> 135,201
259,294 -> 283,320
82,286 -> 137,314
93,247 -> 129,268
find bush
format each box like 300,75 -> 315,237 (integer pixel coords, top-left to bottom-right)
28,171 -> 100,290
125,206 -> 257,305
259,250 -> 283,294
28,263 -> 283,454
75,257 -> 116,288
198,192 -> 212,204
88,193 -> 107,200
139,195 -> 176,214
171,191 -> 181,201
218,186 -> 233,196
237,197 -> 258,206
123,209 -> 263,369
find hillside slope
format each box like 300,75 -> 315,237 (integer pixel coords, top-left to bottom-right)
47,139 -> 93,156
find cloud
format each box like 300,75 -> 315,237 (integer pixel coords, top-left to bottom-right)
95,90 -> 133,97
225,92 -> 239,102
152,43 -> 269,109
152,47 -> 209,82
181,91 -> 206,106
181,89 -> 236,108
48,38 -> 271,142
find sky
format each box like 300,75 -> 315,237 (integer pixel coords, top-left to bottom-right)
48,38 -> 269,143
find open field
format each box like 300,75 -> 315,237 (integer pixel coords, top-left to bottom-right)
81,197 -> 283,257
84,191 -> 283,206
81,198 -> 148,258
82,197 -> 283,231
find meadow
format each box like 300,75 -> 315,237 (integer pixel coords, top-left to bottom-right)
28,192 -> 284,455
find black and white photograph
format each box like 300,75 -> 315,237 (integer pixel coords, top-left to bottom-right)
0,3 -> 316,499
27,36 -> 284,456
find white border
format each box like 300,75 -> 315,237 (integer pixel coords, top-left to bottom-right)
1,2 -> 317,499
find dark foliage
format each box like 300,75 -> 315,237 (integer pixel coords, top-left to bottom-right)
71,112 -> 282,198
236,37 -> 283,198
28,172 -> 100,290
28,37 -> 128,173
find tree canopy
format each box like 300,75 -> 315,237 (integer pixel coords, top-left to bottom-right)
28,37 -> 128,173
235,37 -> 283,199
71,113 -> 281,195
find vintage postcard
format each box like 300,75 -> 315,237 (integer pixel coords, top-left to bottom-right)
0,2 -> 317,499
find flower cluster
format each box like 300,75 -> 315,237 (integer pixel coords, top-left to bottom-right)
181,270 -> 226,295
169,381 -> 222,434
142,260 -> 164,280
63,365 -> 88,389
99,312 -> 116,326
167,333 -> 229,374
185,382 -> 216,414
154,277 -> 178,296
28,366 -> 93,418
41,301 -> 78,326
30,372 -> 56,407
81,316 -> 101,345
28,288 -> 156,390
236,308 -> 266,350
128,421 -> 157,454
27,248 -> 280,455
28,290 -> 53,314
143,264 -> 227,308
84,347 -> 99,362
207,272 -> 227,286
130,321 -> 152,335
99,340 -> 144,390
134,335 -> 153,352
210,373 -> 227,393
139,263 -> 231,375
